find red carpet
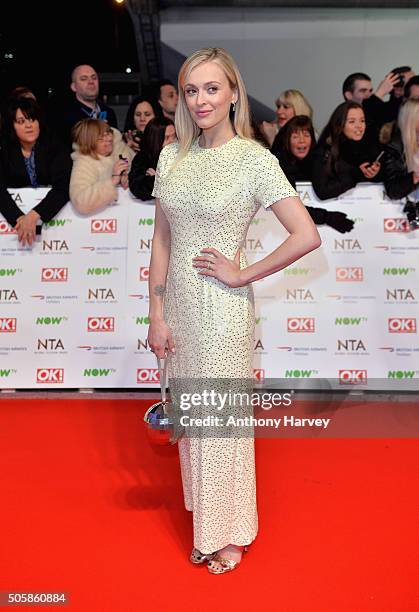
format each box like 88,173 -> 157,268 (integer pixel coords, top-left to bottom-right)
0,397 -> 418,611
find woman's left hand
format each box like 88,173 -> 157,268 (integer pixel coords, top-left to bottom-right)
192,247 -> 244,287
15,210 -> 40,246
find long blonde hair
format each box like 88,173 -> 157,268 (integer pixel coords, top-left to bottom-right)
398,98 -> 419,172
173,47 -> 255,169
276,89 -> 313,120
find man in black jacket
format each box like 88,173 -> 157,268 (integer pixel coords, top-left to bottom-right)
342,70 -> 407,134
49,64 -> 118,149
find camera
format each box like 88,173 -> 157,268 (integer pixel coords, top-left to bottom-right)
403,200 -> 419,230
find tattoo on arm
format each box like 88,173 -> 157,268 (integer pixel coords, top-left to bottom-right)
154,284 -> 166,296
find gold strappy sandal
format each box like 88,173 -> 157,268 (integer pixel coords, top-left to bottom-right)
190,547 -> 217,564
207,545 -> 249,574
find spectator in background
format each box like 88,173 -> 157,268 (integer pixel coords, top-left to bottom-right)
8,86 -> 36,101
384,99 -> 419,226
404,75 -> 419,100
129,117 -> 176,201
272,115 -> 353,233
49,64 -> 118,148
312,101 -> 382,201
155,79 -> 178,121
69,119 -> 134,215
123,96 -> 159,153
261,89 -> 313,147
0,97 -> 71,246
343,70 -> 403,133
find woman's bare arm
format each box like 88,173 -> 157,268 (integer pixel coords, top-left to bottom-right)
148,198 -> 171,322
239,196 -> 321,284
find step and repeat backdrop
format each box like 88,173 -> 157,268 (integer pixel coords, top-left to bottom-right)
0,184 -> 418,390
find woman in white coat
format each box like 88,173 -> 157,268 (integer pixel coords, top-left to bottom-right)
70,119 -> 134,215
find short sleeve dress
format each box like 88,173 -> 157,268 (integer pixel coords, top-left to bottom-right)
152,135 -> 297,554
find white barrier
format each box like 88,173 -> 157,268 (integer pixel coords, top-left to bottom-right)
0,184 -> 418,389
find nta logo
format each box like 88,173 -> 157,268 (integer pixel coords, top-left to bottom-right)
42,240 -> 69,251
91,219 -> 117,233
287,317 -> 315,332
386,289 -> 415,301
334,239 -> 362,250
286,289 -> 314,300
87,317 -> 115,332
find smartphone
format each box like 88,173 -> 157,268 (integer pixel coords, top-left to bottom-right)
373,151 -> 385,164
367,151 -> 385,167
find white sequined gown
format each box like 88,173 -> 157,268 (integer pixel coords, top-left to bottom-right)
152,135 -> 296,553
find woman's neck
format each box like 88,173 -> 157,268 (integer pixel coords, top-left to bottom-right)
199,121 -> 236,149
20,142 -> 35,157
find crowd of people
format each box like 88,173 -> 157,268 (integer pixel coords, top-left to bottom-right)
1,62 -> 418,245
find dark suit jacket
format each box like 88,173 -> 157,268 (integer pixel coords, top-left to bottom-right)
0,137 -> 72,226
48,96 -> 118,149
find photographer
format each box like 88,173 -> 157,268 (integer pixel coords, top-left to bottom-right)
312,101 -> 383,201
384,98 -> 419,228
123,96 -> 158,153
69,119 -> 134,215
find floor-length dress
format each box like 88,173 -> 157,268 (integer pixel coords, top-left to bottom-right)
152,135 -> 297,553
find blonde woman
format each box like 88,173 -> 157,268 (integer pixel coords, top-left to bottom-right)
261,89 -> 314,147
147,48 -> 320,574
384,98 -> 419,201
70,119 -> 134,215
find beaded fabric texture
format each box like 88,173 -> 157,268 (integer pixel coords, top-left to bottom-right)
152,135 -> 297,554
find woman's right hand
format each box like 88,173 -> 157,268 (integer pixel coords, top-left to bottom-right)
359,161 -> 381,179
124,130 -> 140,153
148,318 -> 175,359
111,158 -> 129,185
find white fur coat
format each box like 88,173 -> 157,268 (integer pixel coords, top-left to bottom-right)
69,128 -> 134,215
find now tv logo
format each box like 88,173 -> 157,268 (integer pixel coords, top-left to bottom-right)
0,318 -> 16,332
41,267 -> 68,282
287,317 -> 315,332
388,318 -> 417,333
137,368 -> 159,383
87,317 -> 115,332
336,267 -> 363,282
36,368 -> 64,383
338,370 -> 367,384
384,218 -> 410,233
91,219 -> 117,233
